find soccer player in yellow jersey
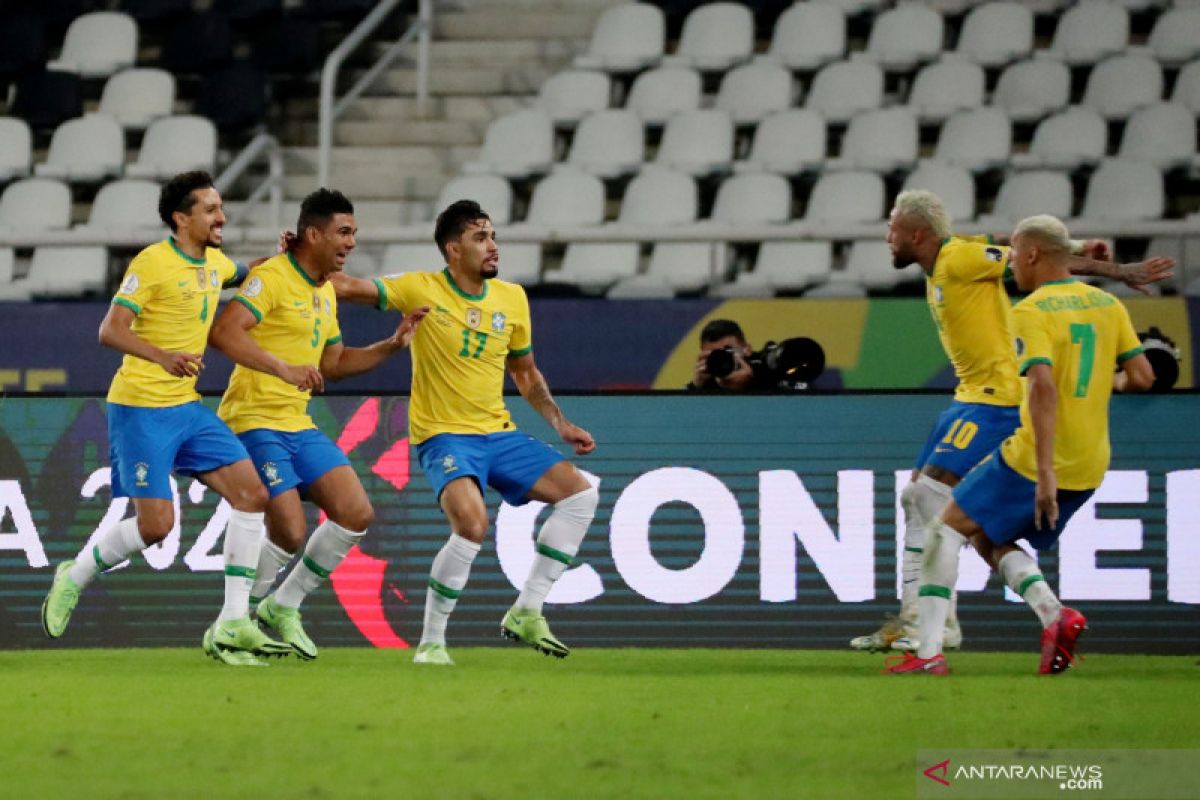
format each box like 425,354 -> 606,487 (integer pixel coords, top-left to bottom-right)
209,189 -> 426,661
40,171 -> 291,665
333,200 -> 598,666
853,190 -> 1172,654
887,215 -> 1154,676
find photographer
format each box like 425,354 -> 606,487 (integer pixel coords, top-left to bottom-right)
687,319 -> 764,391
686,319 -> 825,392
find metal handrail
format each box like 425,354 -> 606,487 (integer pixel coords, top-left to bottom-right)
318,0 -> 432,188
215,132 -> 285,229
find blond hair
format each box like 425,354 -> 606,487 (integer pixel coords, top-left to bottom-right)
1013,214 -> 1071,255
892,190 -> 952,239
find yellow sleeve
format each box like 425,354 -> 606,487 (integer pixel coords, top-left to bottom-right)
950,241 -> 1011,283
111,251 -> 160,315
508,285 -> 532,357
376,274 -> 415,314
327,295 -> 343,346
1113,302 -> 1144,364
1014,302 -> 1052,375
233,269 -> 278,324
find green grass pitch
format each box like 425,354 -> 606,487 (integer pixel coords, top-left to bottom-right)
2,648 -> 1196,799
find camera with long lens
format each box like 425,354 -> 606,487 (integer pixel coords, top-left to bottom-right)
705,337 -> 826,389
1138,326 -> 1181,392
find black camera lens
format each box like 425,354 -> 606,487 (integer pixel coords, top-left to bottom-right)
705,347 -> 737,379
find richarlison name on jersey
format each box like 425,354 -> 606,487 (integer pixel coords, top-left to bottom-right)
1032,292 -> 1118,314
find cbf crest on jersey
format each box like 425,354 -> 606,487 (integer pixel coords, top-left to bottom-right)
210,270 -> 219,288
465,308 -> 482,329
195,267 -> 206,288
491,311 -> 506,332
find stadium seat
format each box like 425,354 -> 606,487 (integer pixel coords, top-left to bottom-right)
804,171 -> 886,224
991,57 -> 1070,123
435,174 -> 514,226
77,179 -> 163,235
661,2 -> 754,72
1147,7 -> 1200,66
804,278 -> 867,298
606,274 -> 675,299
161,12 -> 233,74
26,246 -> 110,299
494,243 -> 542,286
934,107 -> 1011,173
574,3 -> 665,73
35,116 -> 124,184
865,4 -> 944,72
0,178 -> 72,233
624,67 -> 702,125
524,167 -> 606,226
820,0 -> 886,13
215,0 -> 283,24
196,61 -> 271,133
1078,159 -> 1165,222
753,241 -> 833,292
614,167 -> 699,227
826,107 -> 918,173
0,119 -> 33,183
758,1 -> 845,71
1117,103 -> 1197,171
654,109 -> 735,177
710,173 -> 791,225
47,12 -> 137,79
1010,106 -> 1107,171
0,15 -> 48,88
979,170 -> 1074,228
0,247 -> 16,290
646,242 -> 722,292
956,2 -> 1033,67
536,70 -> 610,127
805,58 -> 884,124
381,242 -> 445,274
733,108 -> 826,176
252,16 -> 322,76
1172,59 -> 1200,115
553,243 -> 640,293
462,109 -> 555,179
1048,0 -> 1129,66
125,115 -> 218,180
907,57 -> 985,123
565,110 -> 645,179
97,68 -> 176,131
902,161 -> 976,222
10,70 -> 84,131
845,240 -> 922,291
714,63 -> 793,125
1082,53 -> 1163,121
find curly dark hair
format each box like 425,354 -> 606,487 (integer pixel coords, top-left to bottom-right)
296,188 -> 355,238
158,171 -> 215,231
434,199 -> 491,260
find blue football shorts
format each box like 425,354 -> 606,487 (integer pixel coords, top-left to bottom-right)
237,428 -> 351,498
914,400 -> 1021,479
416,431 -> 565,506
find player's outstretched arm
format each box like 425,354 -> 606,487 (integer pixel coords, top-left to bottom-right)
1068,255 -> 1174,294
1026,363 -> 1059,531
508,352 -> 596,456
1113,352 -> 1155,393
329,272 -> 382,306
99,302 -> 203,377
321,307 -> 429,381
209,299 -> 324,392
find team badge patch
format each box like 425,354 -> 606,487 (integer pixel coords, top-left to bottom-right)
210,270 -> 219,288
195,267 -> 206,288
465,308 -> 482,329
324,298 -> 331,315
985,247 -> 1004,263
442,455 -> 458,474
313,294 -> 321,313
243,277 -> 263,298
134,462 -> 150,487
119,274 -> 139,294
262,462 -> 283,486
491,311 -> 506,332
934,286 -> 944,303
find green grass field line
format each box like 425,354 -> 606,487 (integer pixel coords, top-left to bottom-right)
1,649 -> 1196,799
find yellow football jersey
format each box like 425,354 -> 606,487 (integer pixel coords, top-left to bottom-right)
107,238 -> 238,407
1001,279 -> 1143,490
375,269 -> 532,444
926,236 -> 1023,406
217,253 -> 342,434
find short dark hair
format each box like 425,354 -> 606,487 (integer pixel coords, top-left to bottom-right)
296,188 -> 354,238
158,171 -> 214,230
699,319 -> 746,345
434,199 -> 491,259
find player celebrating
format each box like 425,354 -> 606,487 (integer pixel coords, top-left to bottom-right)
886,214 -> 1154,675
208,189 -> 427,661
40,171 -> 291,666
333,199 -> 598,666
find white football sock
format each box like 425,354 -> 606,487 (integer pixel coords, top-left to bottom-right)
516,487 -> 598,613
998,549 -> 1062,628
898,483 -> 927,623
916,520 -> 966,660
68,516 -> 144,588
217,509 -> 265,623
249,538 -> 294,606
420,534 -> 481,646
273,519 -> 364,609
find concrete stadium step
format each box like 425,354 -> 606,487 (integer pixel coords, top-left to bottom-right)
293,95 -> 529,124
360,62 -> 559,96
300,118 -> 486,147
369,38 -> 584,68
433,6 -> 601,40
285,145 -> 480,174
284,171 -> 450,202
227,199 -> 434,229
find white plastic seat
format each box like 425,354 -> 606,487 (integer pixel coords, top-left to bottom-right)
435,174 -> 513,226
606,274 -> 675,299
125,115 -> 217,180
934,107 -> 1011,172
661,2 -> 754,72
845,240 -> 922,290
714,63 -> 793,125
624,67 -> 702,125
733,109 -> 826,175
804,278 -> 867,298
1148,7 -> 1200,66
35,116 -> 124,183
1079,159 -> 1164,222
1117,102 -> 1197,170
908,58 -> 985,123
573,3 -> 664,73
979,171 -> 1074,228
806,59 -> 884,124
865,4 -> 944,71
79,179 -> 166,234
0,118 -> 33,182
381,242 -> 445,274
0,178 -> 72,233
1082,53 -> 1163,121
956,2 -> 1033,67
525,167 -> 605,226
646,242 -> 723,292
98,68 -> 176,131
759,2 -> 845,71
654,109 -> 735,176
615,167 -> 698,227
27,246 -> 110,298
804,171 -> 886,224
902,161 -> 975,222
567,110 -> 645,178
1010,106 -> 1107,171
753,241 -> 833,291
553,243 -> 640,293
47,12 -> 137,78
1049,1 -> 1129,66
1172,59 -> 1200,115
710,173 -> 791,225
827,107 -> 917,173
536,70 -> 610,127
821,0 -> 885,12
991,58 -> 1070,123
495,243 -> 542,286
462,109 -> 554,179
0,248 -> 22,301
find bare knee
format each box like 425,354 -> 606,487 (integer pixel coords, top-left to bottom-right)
454,515 -> 489,544
137,512 -> 174,545
229,481 -> 269,514
332,500 -> 374,533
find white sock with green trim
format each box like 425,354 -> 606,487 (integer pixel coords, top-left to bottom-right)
249,538 -> 294,607
421,533 -> 481,646
904,476 -> 953,624
218,509 -> 265,622
68,516 -> 144,588
273,519 -> 364,610
515,487 -> 598,613
998,550 -> 1061,628
916,520 -> 966,660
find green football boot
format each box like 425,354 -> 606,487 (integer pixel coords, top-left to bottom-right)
41,560 -> 82,639
256,596 -> 317,661
412,642 -> 455,666
202,624 -> 268,667
207,616 -> 291,659
500,607 -> 569,659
